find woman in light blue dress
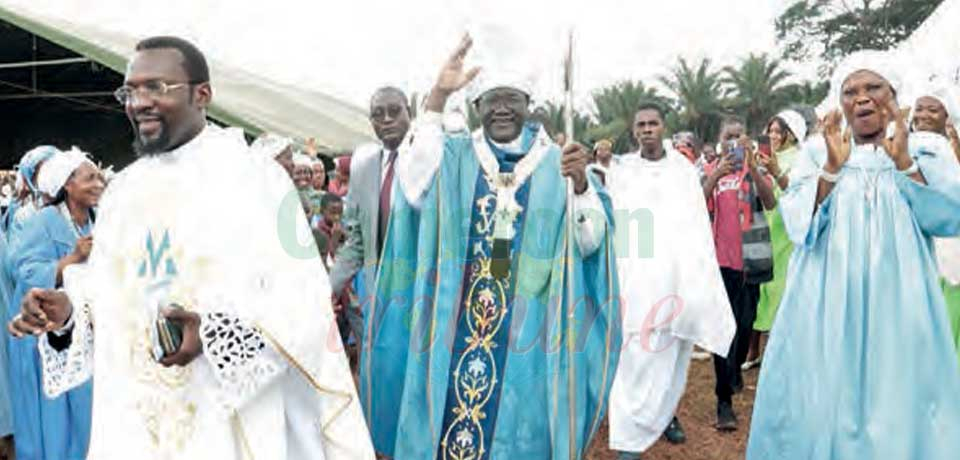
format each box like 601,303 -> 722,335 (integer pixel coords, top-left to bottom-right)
0,147 -> 58,453
747,52 -> 960,460
8,149 -> 103,460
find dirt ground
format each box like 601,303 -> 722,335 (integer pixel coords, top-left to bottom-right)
586,357 -> 760,460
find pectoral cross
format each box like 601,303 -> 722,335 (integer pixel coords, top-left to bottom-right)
490,173 -> 519,280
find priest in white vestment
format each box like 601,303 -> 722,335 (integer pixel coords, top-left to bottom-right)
606,104 -> 735,459
8,36 -> 372,460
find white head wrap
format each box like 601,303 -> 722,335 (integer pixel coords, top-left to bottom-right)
250,133 -> 293,159
820,50 -> 903,117
36,147 -> 95,198
907,75 -> 960,124
773,109 -> 808,142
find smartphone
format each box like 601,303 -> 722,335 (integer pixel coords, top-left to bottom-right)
757,135 -> 771,159
727,140 -> 744,166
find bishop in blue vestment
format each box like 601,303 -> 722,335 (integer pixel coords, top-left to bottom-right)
385,35 -> 621,460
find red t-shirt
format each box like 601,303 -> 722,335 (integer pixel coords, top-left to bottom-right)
703,161 -> 770,271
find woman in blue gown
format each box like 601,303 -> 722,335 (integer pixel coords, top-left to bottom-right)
0,147 -> 59,455
747,52 -> 960,460
8,149 -> 103,460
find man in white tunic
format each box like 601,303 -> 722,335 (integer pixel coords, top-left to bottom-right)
606,104 -> 735,460
8,36 -> 372,460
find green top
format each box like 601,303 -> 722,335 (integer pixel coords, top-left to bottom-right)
755,145 -> 798,331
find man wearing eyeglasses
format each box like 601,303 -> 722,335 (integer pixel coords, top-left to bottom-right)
9,36 -> 372,459
381,34 -> 620,460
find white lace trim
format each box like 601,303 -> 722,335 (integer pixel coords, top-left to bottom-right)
38,303 -> 94,398
200,312 -> 284,411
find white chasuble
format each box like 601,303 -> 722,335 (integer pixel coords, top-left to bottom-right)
37,126 -> 373,460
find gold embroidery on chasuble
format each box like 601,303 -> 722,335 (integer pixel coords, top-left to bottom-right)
123,227 -> 197,453
440,185 -> 517,460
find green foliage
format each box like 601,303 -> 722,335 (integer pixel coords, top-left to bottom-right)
776,0 -> 943,76
659,58 -> 727,143
534,101 -> 594,145
453,0 -> 942,153
589,81 -> 671,152
723,53 -> 793,135
780,80 -> 831,107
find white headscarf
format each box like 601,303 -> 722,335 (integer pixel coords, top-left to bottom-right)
908,75 -> 960,125
774,109 -> 809,142
36,147 -> 95,198
820,50 -> 904,117
250,133 -> 292,160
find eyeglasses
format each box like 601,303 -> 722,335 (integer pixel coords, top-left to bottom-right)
476,91 -> 528,112
113,80 -> 194,104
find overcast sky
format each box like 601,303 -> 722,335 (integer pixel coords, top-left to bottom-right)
8,0 -> 800,108
36,0 -> 955,114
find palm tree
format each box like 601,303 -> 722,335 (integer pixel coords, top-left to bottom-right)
534,101 -> 593,145
723,53 -> 793,135
659,58 -> 727,143
588,80 -> 671,153
781,80 -> 830,107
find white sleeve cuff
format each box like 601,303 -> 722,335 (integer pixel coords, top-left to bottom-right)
38,303 -> 94,398
571,184 -> 607,256
200,312 -> 286,411
397,111 -> 445,210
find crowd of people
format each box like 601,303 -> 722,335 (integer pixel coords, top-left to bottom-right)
0,33 -> 958,460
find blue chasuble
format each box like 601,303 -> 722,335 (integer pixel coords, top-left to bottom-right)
393,123 -> 621,460
361,159 -> 421,457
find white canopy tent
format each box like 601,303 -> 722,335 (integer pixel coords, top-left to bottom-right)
2,0 -> 951,147
0,1 -> 375,153
0,0 -> 782,121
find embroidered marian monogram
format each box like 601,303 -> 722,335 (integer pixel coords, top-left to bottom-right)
138,229 -> 178,279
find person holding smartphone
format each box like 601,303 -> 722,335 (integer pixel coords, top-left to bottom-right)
701,116 -> 776,431
744,109 -> 810,370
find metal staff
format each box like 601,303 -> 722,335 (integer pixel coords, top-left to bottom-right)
562,27 -> 579,459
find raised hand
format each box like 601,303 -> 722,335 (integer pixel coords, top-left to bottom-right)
712,153 -> 735,179
741,135 -> 758,171
880,100 -> 912,169
436,34 -> 481,95
947,123 -> 959,146
427,34 -> 482,112
822,109 -> 851,173
760,149 -> 781,178
946,123 -> 960,161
